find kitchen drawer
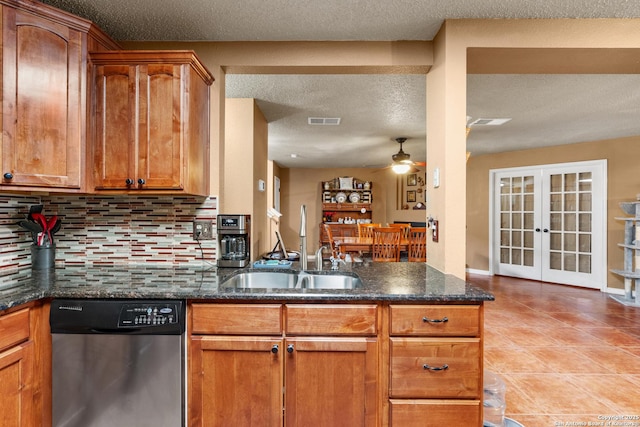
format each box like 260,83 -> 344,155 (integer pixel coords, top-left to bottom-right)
389,399 -> 481,427
389,304 -> 480,336
0,308 -> 30,352
190,303 -> 282,335
389,337 -> 481,398
285,304 -> 377,335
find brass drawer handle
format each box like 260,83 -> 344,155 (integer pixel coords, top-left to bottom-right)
422,316 -> 448,323
423,363 -> 449,371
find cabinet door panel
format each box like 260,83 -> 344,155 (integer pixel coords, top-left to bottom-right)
93,64 -> 136,189
2,9 -> 82,189
189,336 -> 283,427
0,342 -> 34,427
285,337 -> 378,427
390,337 -> 481,398
390,399 -> 481,427
138,64 -> 183,189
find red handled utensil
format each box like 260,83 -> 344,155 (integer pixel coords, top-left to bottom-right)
46,215 -> 57,245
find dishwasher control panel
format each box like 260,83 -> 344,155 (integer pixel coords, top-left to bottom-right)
118,302 -> 181,328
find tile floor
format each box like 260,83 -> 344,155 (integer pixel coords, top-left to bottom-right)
468,273 -> 640,427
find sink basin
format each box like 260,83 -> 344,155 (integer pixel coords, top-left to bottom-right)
222,271 -> 298,289
302,273 -> 363,289
221,270 -> 363,290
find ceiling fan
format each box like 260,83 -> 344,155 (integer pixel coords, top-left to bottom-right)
390,137 -> 425,174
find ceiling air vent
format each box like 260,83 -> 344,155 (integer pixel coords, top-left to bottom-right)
469,118 -> 511,126
308,117 -> 341,125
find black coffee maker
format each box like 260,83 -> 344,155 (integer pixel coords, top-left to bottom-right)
217,214 -> 251,267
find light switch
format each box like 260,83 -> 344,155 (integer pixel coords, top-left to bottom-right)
433,168 -> 440,188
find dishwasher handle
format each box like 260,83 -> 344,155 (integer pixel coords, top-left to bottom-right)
89,328 -> 144,334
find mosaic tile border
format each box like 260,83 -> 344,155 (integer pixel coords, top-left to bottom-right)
0,194 -> 218,269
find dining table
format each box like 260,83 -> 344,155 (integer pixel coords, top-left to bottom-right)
333,236 -> 410,254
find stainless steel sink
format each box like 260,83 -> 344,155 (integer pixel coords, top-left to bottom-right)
221,270 -> 362,290
301,272 -> 363,289
221,271 -> 297,288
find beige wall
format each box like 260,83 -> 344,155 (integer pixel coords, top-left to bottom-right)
224,98 -> 269,258
466,136 -> 640,289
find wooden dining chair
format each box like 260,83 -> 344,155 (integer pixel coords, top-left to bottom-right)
357,223 -> 381,238
372,227 -> 401,262
408,227 -> 427,262
323,224 -> 342,260
388,223 -> 412,240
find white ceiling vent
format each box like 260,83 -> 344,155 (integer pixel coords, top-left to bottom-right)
469,118 -> 512,126
308,117 -> 341,125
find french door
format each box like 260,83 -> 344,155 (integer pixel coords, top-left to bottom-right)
491,160 -> 606,289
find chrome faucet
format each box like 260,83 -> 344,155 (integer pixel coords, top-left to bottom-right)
299,205 -> 307,270
315,246 -> 328,270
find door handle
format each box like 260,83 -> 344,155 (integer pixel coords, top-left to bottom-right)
543,228 -> 549,233
535,228 -> 541,232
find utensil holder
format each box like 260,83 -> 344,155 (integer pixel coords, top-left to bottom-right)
31,245 -> 55,270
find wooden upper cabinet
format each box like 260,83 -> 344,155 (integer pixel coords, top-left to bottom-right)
0,0 -> 119,192
1,6 -> 83,190
90,51 -> 214,196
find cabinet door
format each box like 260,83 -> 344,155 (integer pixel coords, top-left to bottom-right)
92,63 -> 184,190
2,8 -> 83,189
93,64 -> 137,190
284,337 -> 378,427
189,336 -> 283,427
0,342 -> 34,427
137,63 -> 183,190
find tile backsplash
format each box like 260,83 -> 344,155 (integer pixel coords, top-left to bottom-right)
0,194 -> 218,269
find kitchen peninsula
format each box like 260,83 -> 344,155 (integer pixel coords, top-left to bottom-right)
0,262 -> 493,427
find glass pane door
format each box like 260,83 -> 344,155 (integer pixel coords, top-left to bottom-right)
492,160 -> 605,290
494,170 -> 541,279
541,164 -> 604,289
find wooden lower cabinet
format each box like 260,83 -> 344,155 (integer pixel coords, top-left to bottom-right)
386,304 -> 484,427
189,303 -> 378,427
284,337 -> 378,427
0,304 -> 44,427
189,336 -> 283,427
189,302 -> 484,427
0,342 -> 34,427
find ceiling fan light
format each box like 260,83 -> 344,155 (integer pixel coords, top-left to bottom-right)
392,162 -> 411,174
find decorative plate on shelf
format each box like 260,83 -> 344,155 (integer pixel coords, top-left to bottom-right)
335,192 -> 347,203
349,192 -> 360,203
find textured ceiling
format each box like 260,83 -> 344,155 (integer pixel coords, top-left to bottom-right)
40,0 -> 640,42
42,0 -> 640,169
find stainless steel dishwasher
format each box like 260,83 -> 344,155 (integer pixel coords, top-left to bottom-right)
49,299 -> 186,427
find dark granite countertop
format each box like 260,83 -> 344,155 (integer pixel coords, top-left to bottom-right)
0,261 -> 493,311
